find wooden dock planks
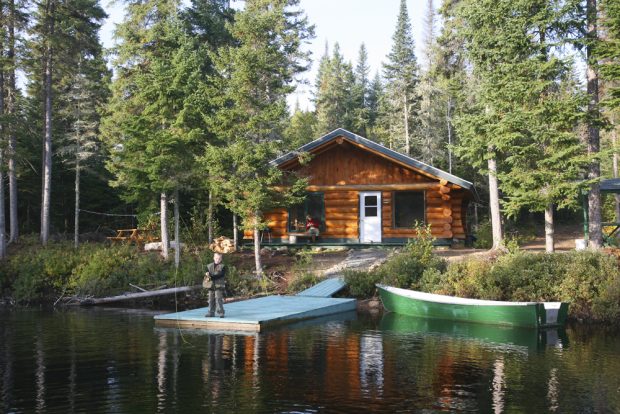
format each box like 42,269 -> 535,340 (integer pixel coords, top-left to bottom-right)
154,295 -> 356,332
296,278 -> 346,298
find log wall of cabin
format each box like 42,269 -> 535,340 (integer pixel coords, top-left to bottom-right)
296,141 -> 436,186
243,138 -> 471,241
245,185 -> 469,241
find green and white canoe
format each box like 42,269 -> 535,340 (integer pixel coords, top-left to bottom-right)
376,285 -> 569,328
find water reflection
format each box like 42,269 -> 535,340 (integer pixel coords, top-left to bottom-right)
0,309 -> 618,413
379,312 -> 569,352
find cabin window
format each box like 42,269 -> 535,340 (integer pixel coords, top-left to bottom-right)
288,192 -> 325,232
393,191 -> 425,228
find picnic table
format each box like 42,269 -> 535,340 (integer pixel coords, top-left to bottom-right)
602,222 -> 620,245
107,228 -> 159,247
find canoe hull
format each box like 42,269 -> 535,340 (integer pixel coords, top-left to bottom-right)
377,285 -> 568,328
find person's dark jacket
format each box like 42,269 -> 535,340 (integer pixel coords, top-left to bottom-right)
207,263 -> 226,281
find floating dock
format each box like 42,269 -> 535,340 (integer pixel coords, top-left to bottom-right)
154,294 -> 356,332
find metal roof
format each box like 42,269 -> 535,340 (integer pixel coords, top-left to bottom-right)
601,178 -> 620,193
272,128 -> 478,196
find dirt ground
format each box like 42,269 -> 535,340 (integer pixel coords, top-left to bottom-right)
228,248 -> 349,281
229,223 -> 589,273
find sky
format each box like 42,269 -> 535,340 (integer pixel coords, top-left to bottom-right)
99,0 -> 434,110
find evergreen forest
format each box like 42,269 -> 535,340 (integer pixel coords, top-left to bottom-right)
1,0 -> 620,269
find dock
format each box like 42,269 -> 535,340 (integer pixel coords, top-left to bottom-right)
154,294 -> 356,332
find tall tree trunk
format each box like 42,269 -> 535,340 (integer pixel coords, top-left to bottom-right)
160,192 -> 169,260
7,0 -> 18,243
74,160 -> 80,248
40,0 -> 55,245
253,212 -> 263,277
0,31 -> 6,259
446,97 -> 453,174
207,190 -> 214,243
233,214 -> 238,251
587,0 -> 602,249
403,92 -> 410,155
545,203 -> 555,253
173,189 -> 180,269
488,154 -> 503,249
612,115 -> 620,221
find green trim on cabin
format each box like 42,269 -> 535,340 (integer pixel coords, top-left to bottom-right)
242,237 -> 455,247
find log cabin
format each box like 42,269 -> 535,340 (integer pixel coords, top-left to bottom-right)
244,128 -> 478,246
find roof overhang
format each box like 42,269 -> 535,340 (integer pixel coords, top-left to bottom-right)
272,128 -> 480,201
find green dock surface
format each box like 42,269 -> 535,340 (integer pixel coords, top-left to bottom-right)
154,295 -> 356,332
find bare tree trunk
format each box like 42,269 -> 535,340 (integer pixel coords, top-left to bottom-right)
207,190 -> 214,243
74,160 -> 80,248
545,203 -> 555,253
587,0 -> 602,249
40,0 -> 55,245
612,115 -> 620,221
488,155 -> 503,249
160,192 -> 169,260
253,213 -> 263,277
7,0 -> 18,243
173,189 -> 180,269
233,214 -> 238,250
403,92 -> 410,155
446,97 -> 453,174
0,34 -> 6,259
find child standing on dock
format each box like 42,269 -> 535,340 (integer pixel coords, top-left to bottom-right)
204,253 -> 226,318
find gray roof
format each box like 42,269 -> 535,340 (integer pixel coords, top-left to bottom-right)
601,178 -> 620,193
272,128 -> 478,197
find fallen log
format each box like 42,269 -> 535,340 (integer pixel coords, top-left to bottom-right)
76,285 -> 202,306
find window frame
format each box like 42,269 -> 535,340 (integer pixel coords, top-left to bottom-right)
287,192 -> 325,232
391,190 -> 426,229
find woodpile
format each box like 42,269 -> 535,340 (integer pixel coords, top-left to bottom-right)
209,236 -> 236,253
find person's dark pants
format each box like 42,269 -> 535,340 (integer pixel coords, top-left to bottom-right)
207,285 -> 225,317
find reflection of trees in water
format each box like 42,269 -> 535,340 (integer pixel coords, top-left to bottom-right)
1,311 -> 620,412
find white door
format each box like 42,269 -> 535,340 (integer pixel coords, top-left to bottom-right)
360,192 -> 382,243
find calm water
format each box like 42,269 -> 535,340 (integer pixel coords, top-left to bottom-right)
1,308 -> 619,413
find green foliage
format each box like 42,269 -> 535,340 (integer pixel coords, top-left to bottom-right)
0,242 -> 220,302
345,226 -> 446,296
381,0 -> 420,155
343,269 -> 382,298
314,43 -> 356,135
599,0 -> 620,110
419,251 -> 620,323
287,272 -> 320,294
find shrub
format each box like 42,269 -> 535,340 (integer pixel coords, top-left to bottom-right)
422,250 -> 620,323
287,272 -> 320,294
343,269 -> 382,298
378,225 -> 446,289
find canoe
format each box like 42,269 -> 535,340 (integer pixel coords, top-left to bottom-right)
376,284 -> 569,328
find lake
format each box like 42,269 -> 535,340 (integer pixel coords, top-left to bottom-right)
1,308 -> 619,413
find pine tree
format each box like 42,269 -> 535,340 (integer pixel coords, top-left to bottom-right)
57,59 -> 107,248
204,0 -> 313,276
599,0 -> 620,219
586,0 -> 603,248
383,0 -> 421,156
313,43 -> 355,135
285,102 -> 318,149
366,71 -> 384,141
453,0 -> 588,252
351,43 -> 371,136
3,0 -> 26,243
0,0 -> 7,258
103,0 -> 207,264
417,0 -> 447,167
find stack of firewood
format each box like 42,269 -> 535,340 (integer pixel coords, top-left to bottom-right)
209,236 -> 236,253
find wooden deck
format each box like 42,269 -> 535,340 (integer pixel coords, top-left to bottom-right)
154,295 -> 356,332
296,278 -> 346,297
